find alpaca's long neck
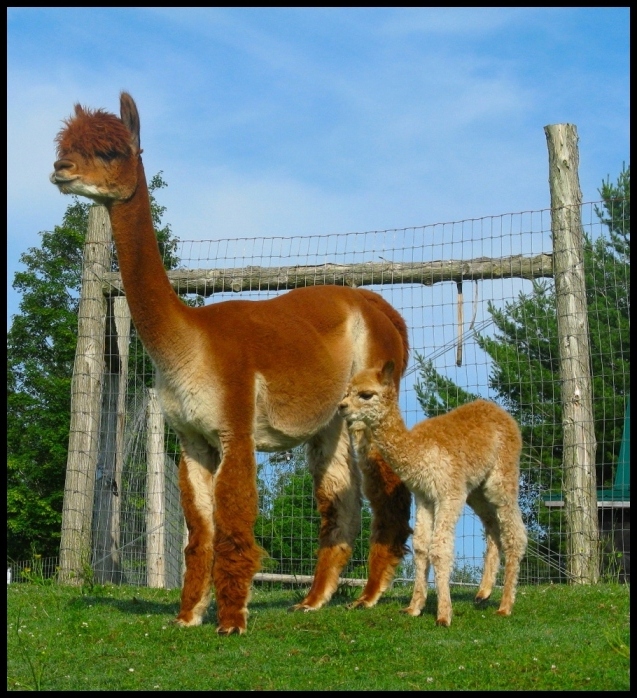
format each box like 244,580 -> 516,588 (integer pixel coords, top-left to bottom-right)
370,403 -> 417,481
107,158 -> 188,363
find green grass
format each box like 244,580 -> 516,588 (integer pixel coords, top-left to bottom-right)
7,581 -> 629,691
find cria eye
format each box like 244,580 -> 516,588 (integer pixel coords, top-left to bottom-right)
359,392 -> 375,400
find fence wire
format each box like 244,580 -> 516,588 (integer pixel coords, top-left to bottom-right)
20,201 -> 627,591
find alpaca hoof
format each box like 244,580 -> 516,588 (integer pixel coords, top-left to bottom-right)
474,593 -> 491,605
496,608 -> 512,617
401,606 -> 422,617
436,617 -> 451,627
346,598 -> 372,610
216,625 -> 245,636
289,603 -> 318,613
172,615 -> 203,627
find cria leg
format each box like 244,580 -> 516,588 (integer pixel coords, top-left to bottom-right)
496,503 -> 527,616
350,444 -> 412,609
293,419 -> 361,611
175,445 -> 217,628
212,437 -> 262,635
429,498 -> 465,627
467,490 -> 501,603
404,494 -> 433,616
476,533 -> 501,603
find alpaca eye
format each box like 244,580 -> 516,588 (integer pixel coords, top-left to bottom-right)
359,392 -> 375,400
98,151 -> 119,163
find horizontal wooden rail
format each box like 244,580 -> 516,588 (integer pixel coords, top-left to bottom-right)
253,572 -> 367,587
102,253 -> 553,297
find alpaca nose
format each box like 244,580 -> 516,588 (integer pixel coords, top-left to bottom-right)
51,159 -> 78,185
53,159 -> 75,173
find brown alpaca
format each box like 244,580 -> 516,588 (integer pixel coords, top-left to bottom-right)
339,361 -> 527,627
50,93 -> 412,634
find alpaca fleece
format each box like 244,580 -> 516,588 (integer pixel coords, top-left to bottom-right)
51,93 -> 412,634
339,361 -> 527,627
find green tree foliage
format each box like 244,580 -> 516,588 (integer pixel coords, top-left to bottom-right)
255,448 -> 373,578
8,201 -> 87,561
596,163 -> 630,261
7,174 -> 179,561
414,165 -> 630,569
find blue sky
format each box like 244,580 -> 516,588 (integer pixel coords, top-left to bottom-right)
7,7 -> 629,327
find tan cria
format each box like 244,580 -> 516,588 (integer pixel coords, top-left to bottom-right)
339,361 -> 527,627
51,93 -> 411,633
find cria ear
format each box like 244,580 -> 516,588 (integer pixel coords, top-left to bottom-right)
120,92 -> 141,153
380,360 -> 395,386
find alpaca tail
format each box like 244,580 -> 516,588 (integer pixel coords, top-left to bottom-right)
357,288 -> 410,376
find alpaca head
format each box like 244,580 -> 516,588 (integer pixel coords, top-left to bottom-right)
338,360 -> 398,429
50,92 -> 141,204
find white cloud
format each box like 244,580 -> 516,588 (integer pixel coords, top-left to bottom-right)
7,8 -> 629,330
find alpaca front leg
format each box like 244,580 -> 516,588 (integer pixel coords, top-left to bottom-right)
212,440 -> 262,634
350,446 -> 412,609
176,450 -> 216,627
293,420 -> 361,611
404,496 -> 433,617
430,499 -> 464,627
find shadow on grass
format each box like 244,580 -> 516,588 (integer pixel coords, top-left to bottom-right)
380,584 -> 505,617
66,593 -> 179,617
62,582 -> 500,626
64,585 -> 315,619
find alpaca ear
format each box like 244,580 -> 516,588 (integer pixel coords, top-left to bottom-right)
380,360 -> 395,385
120,92 -> 141,153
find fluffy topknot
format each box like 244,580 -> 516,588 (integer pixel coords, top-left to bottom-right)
55,104 -> 134,160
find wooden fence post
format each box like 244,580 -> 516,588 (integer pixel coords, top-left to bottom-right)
112,297 -> 131,577
544,123 -> 599,583
59,205 -> 111,584
146,387 -> 166,587
92,295 -> 131,583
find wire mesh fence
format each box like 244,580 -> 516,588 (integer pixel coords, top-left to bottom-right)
8,557 -> 59,585
24,197 -> 628,591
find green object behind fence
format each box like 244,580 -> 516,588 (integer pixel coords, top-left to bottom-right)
599,398 -> 630,502
545,397 -> 630,505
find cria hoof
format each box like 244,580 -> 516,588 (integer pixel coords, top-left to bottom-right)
401,607 -> 422,617
289,603 -> 318,613
346,599 -> 371,610
216,625 -> 245,635
436,618 -> 451,627
172,616 -> 202,628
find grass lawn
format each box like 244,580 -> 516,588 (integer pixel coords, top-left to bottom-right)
7,581 -> 629,691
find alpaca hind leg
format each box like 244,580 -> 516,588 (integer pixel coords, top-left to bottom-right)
495,503 -> 527,616
212,437 -> 262,634
175,445 -> 217,627
429,499 -> 464,626
293,418 -> 361,611
476,534 -> 500,603
404,495 -> 433,617
467,491 -> 501,603
350,443 -> 412,609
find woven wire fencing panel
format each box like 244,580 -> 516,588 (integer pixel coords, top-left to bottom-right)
85,200 -> 629,589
